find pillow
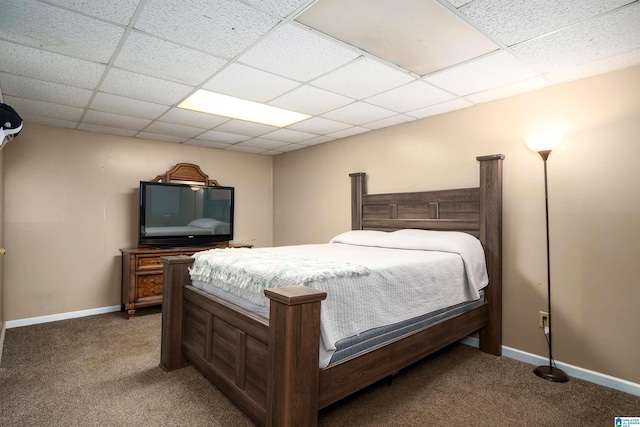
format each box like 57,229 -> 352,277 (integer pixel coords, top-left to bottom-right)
329,230 -> 390,246
331,229 -> 488,290
330,229 -> 481,252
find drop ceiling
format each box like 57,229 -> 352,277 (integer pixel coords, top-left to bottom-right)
0,0 -> 638,155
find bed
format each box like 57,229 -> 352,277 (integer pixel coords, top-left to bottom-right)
160,154 -> 504,426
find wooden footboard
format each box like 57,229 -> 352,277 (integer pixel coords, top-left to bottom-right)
160,154 -> 504,427
161,255 -> 328,426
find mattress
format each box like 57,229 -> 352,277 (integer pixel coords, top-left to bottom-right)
329,290 -> 485,366
191,280 -> 484,367
189,229 -> 489,368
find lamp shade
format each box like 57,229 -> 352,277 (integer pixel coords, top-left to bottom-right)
525,131 -> 564,152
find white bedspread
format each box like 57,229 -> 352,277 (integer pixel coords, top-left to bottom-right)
190,229 -> 488,368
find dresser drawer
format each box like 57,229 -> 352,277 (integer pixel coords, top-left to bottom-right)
122,245 -> 248,318
136,255 -> 164,271
136,274 -> 164,300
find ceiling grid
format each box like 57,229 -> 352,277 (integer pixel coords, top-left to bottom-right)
0,0 -> 638,154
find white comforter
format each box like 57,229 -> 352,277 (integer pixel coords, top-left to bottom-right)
190,229 -> 488,368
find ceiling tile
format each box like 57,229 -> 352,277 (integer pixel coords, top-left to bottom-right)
261,128 -> 316,143
193,130 -> 249,144
322,101 -> 397,125
362,114 -> 416,130
214,119 -> 278,137
158,108 -> 230,129
546,48 -> 640,83
136,132 -> 185,143
144,121 -> 205,139
296,0 -> 498,75
225,144 -> 267,153
287,116 -> 352,134
78,123 -> 138,137
20,114 -> 77,129
273,143 -> 307,152
238,23 -> 360,81
424,51 -> 537,96
407,98 -> 474,119
237,138 -> 289,150
0,73 -> 92,107
298,135 -> 335,146
45,0 -> 140,25
1,0 -> 124,62
311,57 -> 414,99
202,63 -> 300,102
100,69 -> 193,105
4,95 -> 84,122
114,32 -> 227,86
269,84 -> 353,115
0,41 -> 105,89
134,0 -> 278,58
246,0 -> 314,18
459,0 -> 635,46
445,0 -> 473,7
464,76 -> 550,104
327,126 -> 370,139
90,93 -> 168,120
184,139 -> 236,149
83,110 -> 152,130
511,4 -> 640,73
365,81 -> 456,113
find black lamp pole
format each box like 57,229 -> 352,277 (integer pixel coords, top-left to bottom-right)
533,149 -> 569,382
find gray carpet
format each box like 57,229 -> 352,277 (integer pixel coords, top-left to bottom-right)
1,309 -> 638,426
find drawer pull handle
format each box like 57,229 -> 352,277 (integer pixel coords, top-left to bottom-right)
151,259 -> 161,264
150,288 -> 162,295
150,279 -> 162,285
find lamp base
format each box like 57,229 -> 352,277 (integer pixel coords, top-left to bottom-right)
534,365 -> 569,382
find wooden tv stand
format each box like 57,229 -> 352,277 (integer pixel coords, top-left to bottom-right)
121,243 -> 251,318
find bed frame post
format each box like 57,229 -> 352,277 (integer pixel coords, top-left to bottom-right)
350,172 -> 366,230
476,154 -> 504,356
160,255 -> 193,371
264,286 -> 327,427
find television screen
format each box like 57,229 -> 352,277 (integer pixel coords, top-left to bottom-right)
139,181 -> 234,247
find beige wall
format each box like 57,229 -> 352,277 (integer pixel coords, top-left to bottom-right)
4,126 -> 273,321
274,65 -> 640,384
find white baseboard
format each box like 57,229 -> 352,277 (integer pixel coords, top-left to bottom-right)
459,337 -> 640,397
5,305 -> 122,329
0,322 -> 6,364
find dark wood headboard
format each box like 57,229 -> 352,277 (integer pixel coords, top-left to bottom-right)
349,154 -> 504,353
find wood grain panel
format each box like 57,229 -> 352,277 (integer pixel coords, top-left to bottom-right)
183,301 -> 207,360
211,316 -> 240,383
363,187 -> 479,205
362,218 -> 480,231
244,335 -> 268,405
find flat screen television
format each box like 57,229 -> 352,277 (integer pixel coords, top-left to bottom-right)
139,181 -> 234,248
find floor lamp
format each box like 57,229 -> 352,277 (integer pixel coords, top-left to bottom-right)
525,131 -> 569,383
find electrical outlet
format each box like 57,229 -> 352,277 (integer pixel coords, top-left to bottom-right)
539,311 -> 549,328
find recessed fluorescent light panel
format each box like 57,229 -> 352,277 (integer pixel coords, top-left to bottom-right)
178,90 -> 310,127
